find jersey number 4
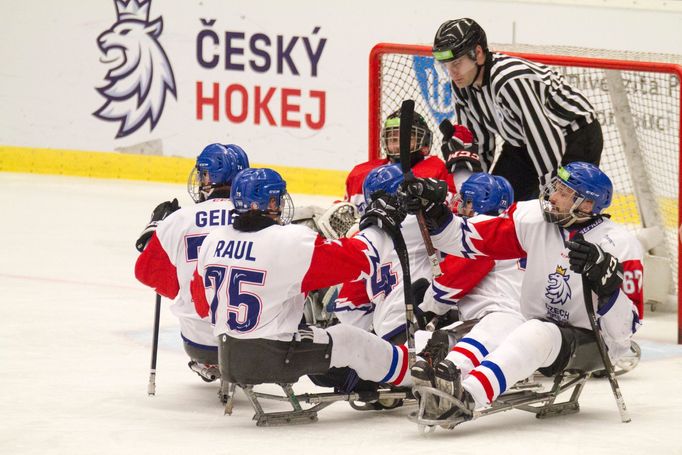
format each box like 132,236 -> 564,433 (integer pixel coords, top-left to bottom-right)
204,265 -> 265,332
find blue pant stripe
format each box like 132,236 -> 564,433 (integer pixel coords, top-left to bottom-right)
481,360 -> 507,394
379,346 -> 398,383
460,337 -> 489,357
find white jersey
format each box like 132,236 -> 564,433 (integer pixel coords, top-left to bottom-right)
431,200 -> 644,359
356,215 -> 433,339
135,197 -> 235,347
422,258 -> 524,322
192,222 -> 372,341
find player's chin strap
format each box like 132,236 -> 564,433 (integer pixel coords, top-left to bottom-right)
390,228 -> 417,369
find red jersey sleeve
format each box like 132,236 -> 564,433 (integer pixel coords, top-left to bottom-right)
336,279 -> 371,307
301,236 -> 371,293
134,233 -> 180,299
434,255 -> 496,298
621,258 -> 644,319
190,268 -> 209,318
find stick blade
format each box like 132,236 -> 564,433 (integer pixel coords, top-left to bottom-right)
399,99 -> 415,174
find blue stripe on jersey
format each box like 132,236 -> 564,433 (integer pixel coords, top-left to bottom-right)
460,337 -> 489,357
631,310 -> 640,333
379,346 -> 399,383
181,333 -> 218,351
481,360 -> 507,394
597,289 -> 620,316
382,324 -> 407,342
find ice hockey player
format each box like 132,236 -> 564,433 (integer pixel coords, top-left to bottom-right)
333,164 -> 493,342
400,161 -> 643,422
412,172 -> 526,414
134,143 -> 249,382
433,18 -> 603,200
190,167 -> 413,391
344,109 -> 457,214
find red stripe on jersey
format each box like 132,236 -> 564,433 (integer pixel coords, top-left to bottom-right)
190,269 -> 209,318
470,369 -> 494,403
452,346 -> 480,367
337,279 -> 371,307
392,344 -> 409,385
467,203 -> 526,260
434,255 -> 495,297
622,259 -> 644,319
135,233 -> 180,299
301,236 -> 371,293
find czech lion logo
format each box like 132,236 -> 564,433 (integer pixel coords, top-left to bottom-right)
545,265 -> 572,306
94,0 -> 176,138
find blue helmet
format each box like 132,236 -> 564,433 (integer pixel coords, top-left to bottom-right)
231,168 -> 292,222
458,173 -> 513,216
557,162 -> 612,214
541,162 -> 612,226
188,143 -> 250,202
362,163 -> 404,204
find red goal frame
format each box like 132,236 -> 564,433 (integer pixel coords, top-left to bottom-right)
368,43 -> 682,343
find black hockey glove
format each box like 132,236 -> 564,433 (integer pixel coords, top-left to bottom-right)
135,198 -> 180,252
359,194 -> 406,239
439,122 -> 481,174
566,237 -> 623,298
398,178 -> 451,231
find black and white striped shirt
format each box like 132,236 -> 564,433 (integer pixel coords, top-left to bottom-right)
452,52 -> 596,185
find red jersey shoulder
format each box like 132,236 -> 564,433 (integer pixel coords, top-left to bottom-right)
345,158 -> 389,197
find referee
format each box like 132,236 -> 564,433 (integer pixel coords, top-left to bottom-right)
433,18 -> 603,201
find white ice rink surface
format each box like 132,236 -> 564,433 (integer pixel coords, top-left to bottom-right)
2,173 -> 682,455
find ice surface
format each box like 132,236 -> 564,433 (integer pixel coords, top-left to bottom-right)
1,173 -> 680,455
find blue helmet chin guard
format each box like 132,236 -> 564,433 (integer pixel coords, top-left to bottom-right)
230,168 -> 293,224
541,161 -> 613,227
362,163 -> 404,205
458,172 -> 513,216
188,143 -> 250,202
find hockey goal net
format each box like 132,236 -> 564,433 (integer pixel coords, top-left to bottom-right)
368,42 -> 682,343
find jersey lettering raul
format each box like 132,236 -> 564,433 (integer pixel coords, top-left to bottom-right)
421,256 -> 523,322
431,201 -> 643,359
453,53 -> 595,185
344,156 -> 456,213
135,198 -> 235,347
191,223 -> 372,341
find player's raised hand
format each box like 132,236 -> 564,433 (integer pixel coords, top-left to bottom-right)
399,178 -> 448,214
566,236 -> 623,298
135,198 -> 181,252
359,194 -> 406,239
439,122 -> 481,174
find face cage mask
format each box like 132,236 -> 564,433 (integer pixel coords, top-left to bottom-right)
254,192 -> 294,225
381,125 -> 430,158
187,167 -> 204,203
539,180 -> 592,227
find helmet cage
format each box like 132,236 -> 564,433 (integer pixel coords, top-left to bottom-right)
231,168 -> 294,225
381,116 -> 433,158
540,179 -> 592,227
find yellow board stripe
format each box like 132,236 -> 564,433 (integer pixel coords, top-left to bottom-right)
0,146 -> 347,198
1,145 -> 677,228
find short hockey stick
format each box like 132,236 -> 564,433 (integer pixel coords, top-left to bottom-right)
399,99 -> 442,278
392,230 -> 417,368
148,293 -> 162,396
581,272 -> 631,422
571,233 -> 630,422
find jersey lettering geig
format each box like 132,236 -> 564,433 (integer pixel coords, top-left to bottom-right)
135,198 -> 235,347
431,200 -> 643,360
344,157 -> 456,213
191,223 -> 372,341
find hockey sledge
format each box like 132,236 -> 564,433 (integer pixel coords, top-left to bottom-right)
410,368 -> 595,431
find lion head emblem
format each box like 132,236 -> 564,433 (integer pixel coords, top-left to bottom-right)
545,265 -> 572,306
94,0 -> 176,138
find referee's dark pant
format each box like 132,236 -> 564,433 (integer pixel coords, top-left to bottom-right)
492,119 -> 603,201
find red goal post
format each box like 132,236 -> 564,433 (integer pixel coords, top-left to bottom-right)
368,43 -> 682,343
